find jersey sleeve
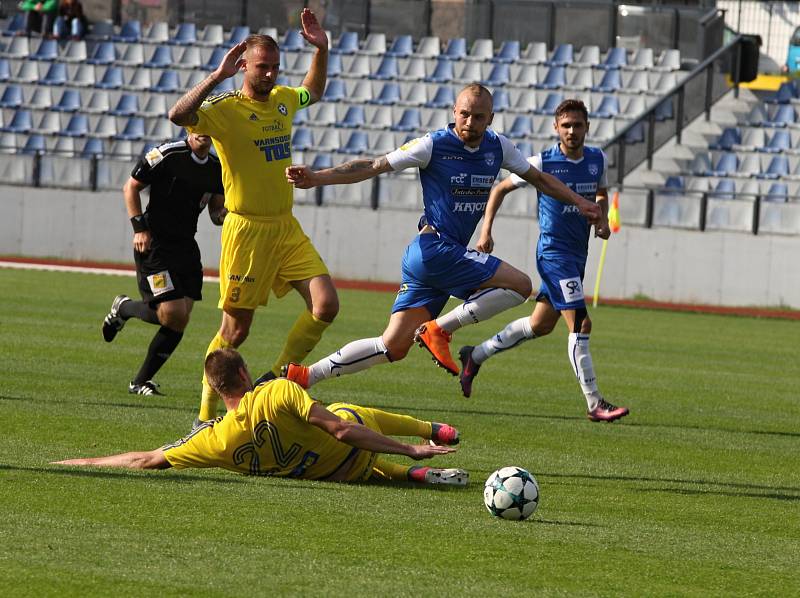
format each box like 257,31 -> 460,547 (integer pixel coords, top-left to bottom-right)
129,148 -> 167,185
162,422 -> 223,470
277,380 -> 318,422
385,134 -> 433,171
185,96 -> 228,138
288,86 -> 314,113
499,134 -> 533,176
509,154 -> 543,188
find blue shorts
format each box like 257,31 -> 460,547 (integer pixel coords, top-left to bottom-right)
536,253 -> 587,311
391,233 -> 501,317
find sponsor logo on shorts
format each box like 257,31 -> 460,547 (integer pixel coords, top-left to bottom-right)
147,271 -> 175,297
228,273 -> 256,283
559,276 -> 584,302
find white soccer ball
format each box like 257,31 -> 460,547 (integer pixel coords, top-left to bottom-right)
483,466 -> 539,521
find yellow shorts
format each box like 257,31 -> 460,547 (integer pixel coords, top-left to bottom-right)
327,402 -> 380,482
218,212 -> 328,310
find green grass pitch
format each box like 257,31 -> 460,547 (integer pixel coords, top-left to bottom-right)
1,267 -> 798,596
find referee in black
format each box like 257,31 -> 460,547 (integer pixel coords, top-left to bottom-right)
102,133 -> 226,396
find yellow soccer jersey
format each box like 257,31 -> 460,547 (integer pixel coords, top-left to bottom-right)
163,380 -> 373,480
187,86 -> 312,218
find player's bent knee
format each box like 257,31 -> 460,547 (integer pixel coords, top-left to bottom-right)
314,298 -> 339,323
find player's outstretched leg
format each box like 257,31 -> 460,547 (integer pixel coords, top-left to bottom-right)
283,336 -> 390,389
372,458 -> 469,487
103,294 -> 161,342
569,332 -> 629,422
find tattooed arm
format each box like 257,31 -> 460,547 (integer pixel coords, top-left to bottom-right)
168,41 -> 247,127
285,156 -> 395,189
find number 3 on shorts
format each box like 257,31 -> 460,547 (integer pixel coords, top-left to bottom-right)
463,249 -> 489,265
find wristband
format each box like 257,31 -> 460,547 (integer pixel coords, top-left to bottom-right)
131,215 -> 149,233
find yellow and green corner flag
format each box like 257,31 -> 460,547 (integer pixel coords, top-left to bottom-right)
592,192 -> 620,308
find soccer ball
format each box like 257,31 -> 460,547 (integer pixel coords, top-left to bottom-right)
483,466 -> 539,521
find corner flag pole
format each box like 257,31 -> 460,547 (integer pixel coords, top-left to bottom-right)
592,191 -> 620,308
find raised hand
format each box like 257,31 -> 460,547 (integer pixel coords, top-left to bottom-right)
299,8 -> 328,50
213,41 -> 247,81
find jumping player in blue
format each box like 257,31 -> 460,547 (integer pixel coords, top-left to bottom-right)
281,85 -> 601,390
458,99 -> 629,422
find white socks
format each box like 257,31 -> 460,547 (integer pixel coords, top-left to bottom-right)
568,333 -> 602,409
472,316 -> 535,364
307,337 -> 390,387
437,288 -> 526,333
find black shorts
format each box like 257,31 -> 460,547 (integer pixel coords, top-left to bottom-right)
134,242 -> 203,306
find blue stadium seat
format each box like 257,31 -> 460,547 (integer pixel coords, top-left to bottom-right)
386,35 -> 413,57
332,31 -> 359,54
170,23 -> 197,45
2,109 -> 33,133
371,55 -> 398,80
151,70 -> 180,93
292,108 -> 308,126
282,29 -> 305,52
764,182 -> 788,202
765,104 -> 796,127
96,66 -> 123,89
370,82 -> 401,105
337,105 -> 366,128
443,38 -> 467,61
757,155 -> 789,179
322,79 -> 346,102
227,26 -> 251,46
536,66 -> 566,90
590,95 -> 619,119
508,115 -> 533,139
81,137 -> 105,157
597,47 -> 627,70
547,44 -> 573,66
745,103 -> 768,127
709,152 -> 738,177
592,69 -> 622,92
31,39 -> 58,61
87,19 -> 115,40
113,20 -> 142,42
663,175 -> 685,194
709,178 -> 736,199
709,127 -> 741,151
339,131 -> 369,154
624,121 -> 645,143
0,59 -> 10,82
116,116 -> 146,140
515,141 -> 534,157
0,84 -> 23,108
326,52 -> 342,78
145,45 -> 174,68
425,85 -> 454,109
766,81 -> 797,104
22,134 -> 46,155
493,89 -> 510,112
2,13 -> 25,36
493,40 -> 520,63
763,129 -> 791,153
311,153 -> 333,170
393,108 -> 422,132
86,41 -> 116,65
654,98 -> 674,122
211,78 -> 235,95
425,58 -> 454,83
109,93 -> 140,116
291,128 -> 313,151
482,63 -> 510,87
42,63 -> 68,86
63,114 -> 89,137
533,92 -> 563,115
203,47 -> 226,71
52,89 -> 81,112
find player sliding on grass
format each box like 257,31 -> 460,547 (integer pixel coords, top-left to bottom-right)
281,84 -> 601,389
458,99 -> 628,423
54,348 -> 467,486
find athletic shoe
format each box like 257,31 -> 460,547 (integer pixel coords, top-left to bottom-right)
281,363 -> 310,389
253,370 -> 277,387
430,422 -> 460,446
414,320 -> 459,376
408,466 -> 469,486
128,380 -> 163,396
102,294 -> 131,342
458,345 -> 480,398
587,398 -> 629,422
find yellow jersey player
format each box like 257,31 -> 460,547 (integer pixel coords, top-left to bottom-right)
167,9 -> 339,427
54,349 -> 468,487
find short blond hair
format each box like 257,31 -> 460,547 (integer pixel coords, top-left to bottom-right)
244,33 -> 279,54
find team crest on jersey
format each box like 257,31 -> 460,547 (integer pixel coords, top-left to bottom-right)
484,153 -> 495,166
278,103 -> 288,116
588,163 -> 599,176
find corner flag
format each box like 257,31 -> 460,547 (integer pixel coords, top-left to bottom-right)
592,191 -> 620,308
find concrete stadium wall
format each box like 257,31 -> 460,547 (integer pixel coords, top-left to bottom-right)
1,185 -> 798,308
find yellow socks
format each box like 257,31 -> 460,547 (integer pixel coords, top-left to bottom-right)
199,333 -> 232,421
365,407 -> 431,439
371,458 -> 411,481
270,310 -> 331,375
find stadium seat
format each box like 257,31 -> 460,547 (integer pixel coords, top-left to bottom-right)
493,89 -> 510,112
598,47 -> 627,70
443,38 -> 467,61
764,182 -> 788,202
520,41 -> 547,64
386,35 -> 413,57
766,81 -> 797,104
34,112 -> 60,135
147,118 -> 174,140
115,43 -> 143,66
593,118 -> 616,142
292,108 -> 308,126
141,95 -> 167,117
621,95 -> 647,118
709,178 -> 736,199
425,58 -> 454,83
0,84 -> 22,108
170,23 -> 197,45
536,66 -> 566,90
227,26 -> 251,46
96,66 -> 124,89
42,62 -> 68,86
2,13 -> 25,37
654,49 -> 681,71
52,136 -> 76,156
144,45 -> 174,69
533,91 -> 562,115
399,56 -> 426,81
393,108 -> 422,132
623,121 -> 643,143
369,131 -> 397,154
627,48 -> 654,71
211,78 -> 235,95
689,152 -> 712,176
455,61 -> 481,82
62,40 -> 88,63
367,105 -> 393,129
709,152 -> 738,177
124,68 -> 152,91
758,155 -> 789,179
310,103 -> 337,126
663,175 -> 685,193
508,115 -> 534,138
12,61 -> 39,84
624,70 -> 649,94
738,128 -> 767,153
493,40 -> 520,63
547,44 -> 573,66
590,95 -> 619,119
371,55 -> 398,80
426,85 -> 455,109
654,98 -> 674,121
650,72 -> 677,95
63,114 -> 89,137
21,133 -> 46,155
339,131 -> 369,154
566,67 -> 593,90
52,89 -> 81,112
177,47 -> 202,69
202,47 -> 226,71
709,127 -> 741,151
765,129 -> 792,153
341,54 -> 370,78
322,79 -> 346,102
31,39 -> 58,61
574,45 -> 600,67
2,36 -> 29,59
765,104 -> 796,127
315,129 -> 341,152
110,20 -> 139,43
400,83 -> 427,107
348,79 -> 373,103
282,28 -> 304,52
738,154 -> 762,177
321,52 -> 340,77
151,71 -> 180,93
81,137 -> 105,157
332,31 -> 360,54
467,38 -> 494,62
744,103 -> 768,127
336,105 -> 366,128
0,132 -> 18,152
512,64 -> 539,87
592,69 -> 621,92
109,94 -> 140,116
197,24 -> 224,47
26,87 -> 52,110
515,140 -> 534,157
145,21 -> 170,44
0,59 -> 10,82
87,19 -> 114,40
482,63 -> 510,87
416,36 -> 441,58
362,33 -> 386,56
116,116 -> 146,140
292,128 -> 314,151
84,90 -> 110,113
371,82 -> 401,105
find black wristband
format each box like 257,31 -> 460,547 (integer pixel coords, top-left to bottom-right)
130,215 -> 149,233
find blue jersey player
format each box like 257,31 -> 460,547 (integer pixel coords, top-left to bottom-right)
459,99 -> 629,422
281,86 -> 601,390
